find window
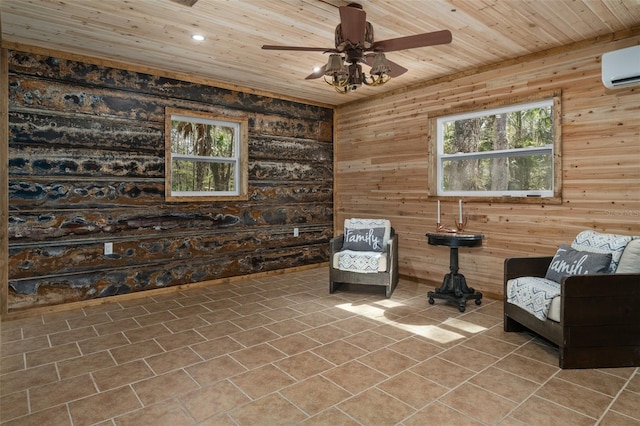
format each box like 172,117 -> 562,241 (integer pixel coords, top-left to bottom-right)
434,93 -> 561,200
165,108 -> 248,201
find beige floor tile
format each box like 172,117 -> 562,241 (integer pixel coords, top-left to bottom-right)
469,366 -> 540,403
280,375 -> 351,415
535,377 -> 613,418
230,342 -> 286,369
110,339 -> 164,364
377,371 -> 448,409
513,340 -> 560,366
311,339 -> 367,366
265,318 -> 311,337
22,319 -> 70,339
131,369 -> 199,406
92,359 -> 155,391
114,399 -> 195,426
191,336 -> 245,359
1,335 -> 49,357
230,364 -> 296,399
322,360 -> 387,394
403,402 -> 484,426
0,352 -> 25,374
162,314 -> 209,333
509,395 -> 595,425
2,404 -> 72,426
49,326 -> 98,346
154,329 -> 206,351
410,356 -> 475,389
301,407 -> 360,425
338,387 -> 415,425
359,347 -> 418,376
180,380 -> 250,422
343,329 -> 395,352
494,353 -> 559,384
122,323 -> 171,343
185,355 -> 247,386
0,363 -> 59,394
228,393 -> 307,425
145,346 -> 203,374
77,332 -> 129,355
26,342 -> 81,367
610,389 -> 640,420
387,336 -> 443,361
1,269 -> 636,425
92,318 -> 139,336
440,382 -> 517,424
269,333 -> 321,356
0,390 -> 29,422
29,373 -> 97,412
274,350 -> 334,380
68,386 -> 142,426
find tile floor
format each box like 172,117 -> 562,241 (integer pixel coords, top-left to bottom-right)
1,267 -> 639,425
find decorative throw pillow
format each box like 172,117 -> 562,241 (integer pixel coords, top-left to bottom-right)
545,245 -> 612,283
342,227 -> 386,252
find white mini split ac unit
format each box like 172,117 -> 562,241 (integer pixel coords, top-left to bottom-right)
601,45 -> 640,89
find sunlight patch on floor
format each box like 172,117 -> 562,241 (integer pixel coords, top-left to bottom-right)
336,301 -> 479,344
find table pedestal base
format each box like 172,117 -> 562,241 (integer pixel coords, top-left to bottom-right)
428,272 -> 482,312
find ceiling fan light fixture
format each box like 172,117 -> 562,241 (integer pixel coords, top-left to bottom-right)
370,52 -> 390,75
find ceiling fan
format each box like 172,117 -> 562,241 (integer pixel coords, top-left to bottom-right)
262,2 -> 452,93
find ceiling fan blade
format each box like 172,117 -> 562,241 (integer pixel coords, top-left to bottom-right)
363,54 -> 408,77
339,4 -> 367,46
170,0 -> 198,6
305,65 -> 326,80
371,30 -> 452,52
262,45 -> 333,52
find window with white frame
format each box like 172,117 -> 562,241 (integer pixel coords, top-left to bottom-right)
165,108 -> 248,201
436,96 -> 560,198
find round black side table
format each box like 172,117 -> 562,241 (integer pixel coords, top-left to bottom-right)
426,232 -> 484,312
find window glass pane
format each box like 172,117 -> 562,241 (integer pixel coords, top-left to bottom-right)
171,159 -> 235,192
437,98 -> 556,197
442,105 -> 553,155
171,121 -> 236,158
442,154 -> 552,192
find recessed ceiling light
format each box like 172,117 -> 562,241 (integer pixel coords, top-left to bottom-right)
192,34 -> 205,41
313,66 -> 321,73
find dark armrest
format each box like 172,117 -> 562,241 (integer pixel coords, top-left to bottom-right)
330,235 -> 344,256
562,273 -> 640,297
504,256 -> 553,282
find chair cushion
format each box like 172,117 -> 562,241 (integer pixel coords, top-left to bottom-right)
333,250 -> 388,273
544,245 -> 612,283
617,238 -> 640,274
506,276 -> 561,321
344,218 -> 391,248
571,230 -> 634,273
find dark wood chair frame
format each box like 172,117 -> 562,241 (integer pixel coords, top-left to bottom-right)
329,228 -> 399,298
504,256 -> 640,369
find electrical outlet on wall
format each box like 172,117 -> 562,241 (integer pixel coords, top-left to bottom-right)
293,228 -> 299,237
104,242 -> 113,255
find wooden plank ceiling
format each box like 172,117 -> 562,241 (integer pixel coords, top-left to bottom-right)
1,0 -> 639,106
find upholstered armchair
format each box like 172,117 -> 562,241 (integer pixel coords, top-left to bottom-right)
504,230 -> 640,368
329,218 -> 399,298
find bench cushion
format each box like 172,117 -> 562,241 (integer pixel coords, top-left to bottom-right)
506,276 -> 560,321
333,250 -> 388,273
571,230 -> 634,273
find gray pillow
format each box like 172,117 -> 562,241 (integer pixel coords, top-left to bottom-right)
343,227 -> 386,252
545,245 -> 612,283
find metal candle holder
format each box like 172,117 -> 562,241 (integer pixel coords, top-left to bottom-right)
436,217 -> 468,234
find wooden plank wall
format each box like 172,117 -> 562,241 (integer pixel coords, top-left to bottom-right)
334,34 -> 640,299
6,49 -> 333,314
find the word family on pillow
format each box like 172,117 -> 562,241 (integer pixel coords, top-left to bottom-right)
545,245 -> 612,283
343,227 -> 385,252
